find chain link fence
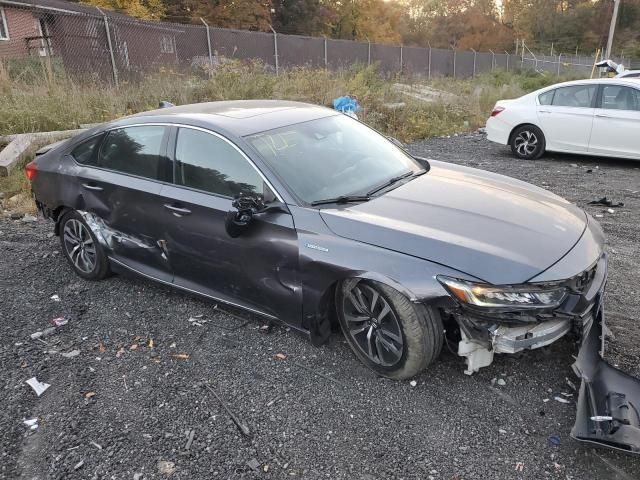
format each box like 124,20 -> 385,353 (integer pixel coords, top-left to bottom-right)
1,1 -> 638,86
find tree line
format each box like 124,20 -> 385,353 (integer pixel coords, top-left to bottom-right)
81,0 -> 640,58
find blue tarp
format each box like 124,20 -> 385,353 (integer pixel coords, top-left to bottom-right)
332,96 -> 359,114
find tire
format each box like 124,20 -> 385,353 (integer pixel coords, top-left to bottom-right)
59,210 -> 110,280
510,125 -> 546,160
336,278 -> 443,380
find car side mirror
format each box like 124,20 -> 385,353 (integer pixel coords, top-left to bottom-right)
225,195 -> 265,238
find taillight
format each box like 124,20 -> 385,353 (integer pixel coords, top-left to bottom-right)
490,106 -> 505,117
25,161 -> 37,181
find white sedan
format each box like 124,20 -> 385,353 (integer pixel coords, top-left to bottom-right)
486,78 -> 640,160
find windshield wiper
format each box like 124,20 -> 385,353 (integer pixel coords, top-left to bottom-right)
366,169 -> 426,196
310,195 -> 371,206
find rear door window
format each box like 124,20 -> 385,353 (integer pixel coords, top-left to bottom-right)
600,85 -> 640,111
538,90 -> 555,105
71,135 -> 103,166
551,85 -> 597,108
174,127 -> 264,198
99,126 -> 168,181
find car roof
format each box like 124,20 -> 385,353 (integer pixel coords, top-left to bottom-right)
126,100 -> 339,136
531,77 -> 640,94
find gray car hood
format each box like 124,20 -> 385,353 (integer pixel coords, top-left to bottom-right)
320,160 -> 587,285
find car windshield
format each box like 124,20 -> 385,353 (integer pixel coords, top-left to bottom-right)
245,115 -> 423,205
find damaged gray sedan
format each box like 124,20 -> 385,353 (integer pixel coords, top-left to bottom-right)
27,100 -> 640,453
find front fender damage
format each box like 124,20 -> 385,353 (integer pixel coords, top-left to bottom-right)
571,307 -> 640,454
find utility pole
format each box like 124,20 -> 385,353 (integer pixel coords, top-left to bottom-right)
605,0 -> 621,59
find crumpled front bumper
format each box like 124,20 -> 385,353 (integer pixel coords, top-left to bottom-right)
571,304 -> 640,454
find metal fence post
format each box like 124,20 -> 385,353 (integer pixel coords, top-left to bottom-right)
427,44 -> 431,80
324,37 -> 328,68
505,51 -> 509,71
96,7 -> 118,87
269,25 -> 279,75
452,47 -> 456,78
557,53 -> 562,76
200,18 -> 212,66
367,39 -> 371,65
400,45 -> 403,73
489,49 -> 495,71
471,48 -> 476,77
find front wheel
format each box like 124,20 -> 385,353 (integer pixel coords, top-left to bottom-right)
510,125 -> 546,160
59,210 -> 110,280
336,279 -> 443,379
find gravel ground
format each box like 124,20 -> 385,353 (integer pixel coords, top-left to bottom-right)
1,134 -> 639,480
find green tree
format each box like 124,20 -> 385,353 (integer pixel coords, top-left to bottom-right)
81,0 -> 165,20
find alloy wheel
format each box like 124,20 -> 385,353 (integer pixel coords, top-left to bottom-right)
514,130 -> 538,156
342,281 -> 404,366
63,219 -> 97,274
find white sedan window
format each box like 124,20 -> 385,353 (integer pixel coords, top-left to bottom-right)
551,85 -> 596,108
601,85 -> 640,111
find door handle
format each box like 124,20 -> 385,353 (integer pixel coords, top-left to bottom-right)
164,203 -> 192,216
539,109 -> 552,113
595,114 -> 610,118
82,183 -> 103,191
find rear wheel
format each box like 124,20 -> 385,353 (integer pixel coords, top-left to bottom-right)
337,278 -> 443,379
59,210 -> 110,280
510,125 -> 546,160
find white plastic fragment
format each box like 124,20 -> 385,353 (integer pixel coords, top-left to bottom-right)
50,294 -> 60,302
607,208 -> 615,214
23,418 -> 38,430
62,350 -> 80,359
409,380 -> 417,387
497,378 -> 506,386
554,396 -> 571,404
26,377 -> 50,397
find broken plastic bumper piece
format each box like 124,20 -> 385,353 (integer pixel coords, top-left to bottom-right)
458,318 -> 573,374
571,305 -> 640,454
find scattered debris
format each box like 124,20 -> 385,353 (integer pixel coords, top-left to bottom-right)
515,462 -> 524,472
588,197 -> 624,208
26,377 -> 50,397
185,429 -> 195,451
157,460 -> 176,476
61,349 -> 80,358
30,327 -> 56,340
274,353 -> 287,360
409,380 -> 417,387
607,208 -> 615,214
23,418 -> 38,430
50,294 -> 60,302
246,458 -> 260,471
497,378 -> 506,386
549,435 -> 561,445
91,441 -> 103,450
170,353 -> 189,360
85,391 -> 96,399
148,339 -> 154,349
50,316 -> 68,327
553,396 -> 571,404
570,163 -> 578,168
499,429 -> 507,434
73,460 -> 84,471
203,383 -> 251,437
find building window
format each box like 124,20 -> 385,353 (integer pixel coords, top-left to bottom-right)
0,8 -> 9,40
160,34 -> 174,54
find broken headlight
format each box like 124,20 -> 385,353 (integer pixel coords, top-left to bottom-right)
437,276 -> 567,309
